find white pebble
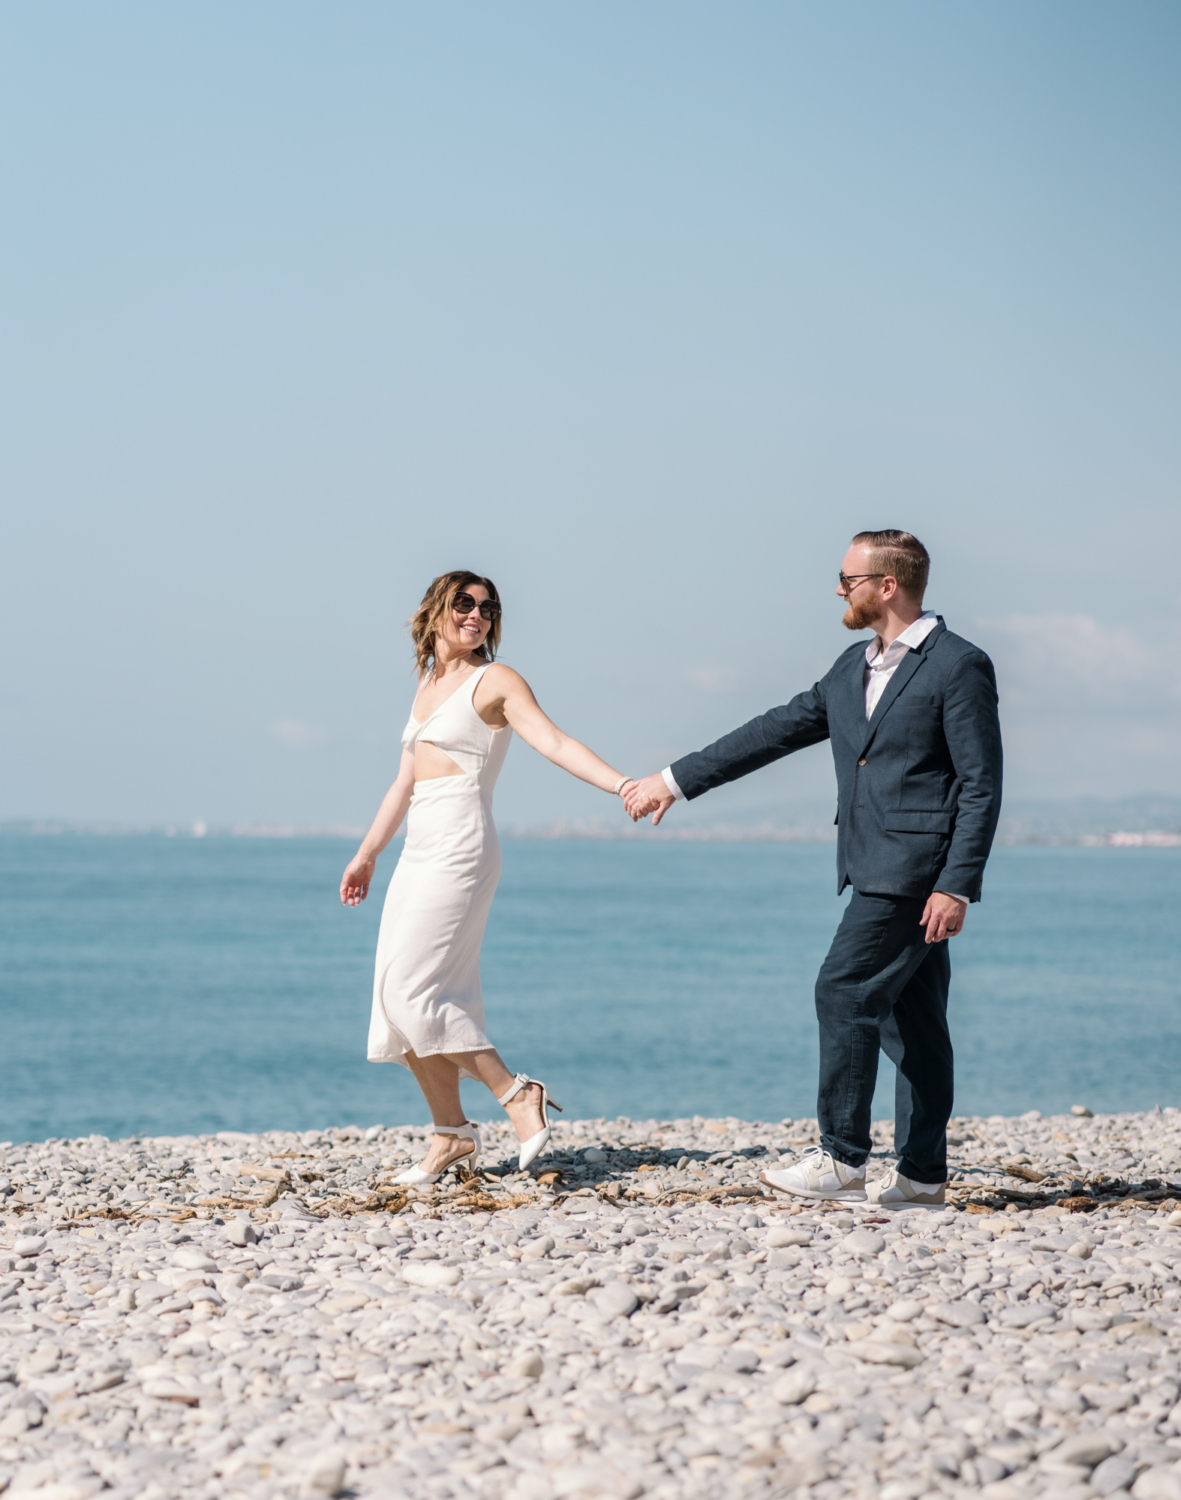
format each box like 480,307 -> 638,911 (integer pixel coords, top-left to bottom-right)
594,1282 -> 639,1318
305,1450 -> 347,1497
402,1262 -> 460,1288
172,1247 -> 217,1271
1132,1471 -> 1181,1500
843,1229 -> 886,1257
766,1227 -> 811,1248
772,1367 -> 817,1404
850,1341 -> 924,1367
1054,1433 -> 1122,1469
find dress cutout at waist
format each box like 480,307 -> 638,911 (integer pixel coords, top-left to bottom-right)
402,664 -> 512,791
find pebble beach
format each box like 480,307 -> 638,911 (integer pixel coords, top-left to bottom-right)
2,1109 -> 1181,1500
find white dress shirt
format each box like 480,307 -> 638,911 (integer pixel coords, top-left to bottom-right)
661,610 -> 968,905
863,610 -> 940,717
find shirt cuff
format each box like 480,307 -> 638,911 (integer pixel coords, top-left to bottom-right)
936,891 -> 971,905
661,767 -> 686,801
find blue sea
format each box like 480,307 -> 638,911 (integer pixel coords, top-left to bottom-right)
1,833 -> 1178,1145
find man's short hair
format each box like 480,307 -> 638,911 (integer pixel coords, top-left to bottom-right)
851,529 -> 930,603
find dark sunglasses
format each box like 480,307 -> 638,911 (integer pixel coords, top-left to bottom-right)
453,590 -> 501,622
839,572 -> 885,595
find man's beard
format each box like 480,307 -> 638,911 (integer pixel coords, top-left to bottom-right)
843,592 -> 882,631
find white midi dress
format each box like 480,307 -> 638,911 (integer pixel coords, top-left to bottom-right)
367,664 -> 512,1075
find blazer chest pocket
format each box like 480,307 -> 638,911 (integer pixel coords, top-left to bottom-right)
884,810 -> 953,834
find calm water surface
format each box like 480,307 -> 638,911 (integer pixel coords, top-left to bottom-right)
1,834 -> 1178,1143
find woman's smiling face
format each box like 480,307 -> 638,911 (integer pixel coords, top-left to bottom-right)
440,581 -> 493,655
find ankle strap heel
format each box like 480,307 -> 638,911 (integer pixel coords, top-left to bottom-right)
389,1120 -> 481,1186
497,1074 -> 562,1171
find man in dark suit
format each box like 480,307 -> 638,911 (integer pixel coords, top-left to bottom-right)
625,531 -> 1002,1207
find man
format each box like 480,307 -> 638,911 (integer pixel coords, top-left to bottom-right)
626,531 -> 1002,1207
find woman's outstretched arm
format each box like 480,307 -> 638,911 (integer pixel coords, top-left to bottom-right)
340,748 -> 416,905
484,667 -> 629,795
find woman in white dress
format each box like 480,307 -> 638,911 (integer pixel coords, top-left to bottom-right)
340,570 -> 637,1185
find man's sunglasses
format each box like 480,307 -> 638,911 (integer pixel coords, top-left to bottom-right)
453,590 -> 501,622
839,572 -> 885,595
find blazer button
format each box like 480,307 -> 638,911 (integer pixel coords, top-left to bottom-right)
857,758 -> 867,766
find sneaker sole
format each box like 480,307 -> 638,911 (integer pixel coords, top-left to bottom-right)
758,1172 -> 867,1202
866,1196 -> 945,1212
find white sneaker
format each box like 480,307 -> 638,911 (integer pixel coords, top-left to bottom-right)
759,1146 -> 867,1202
866,1167 -> 946,1209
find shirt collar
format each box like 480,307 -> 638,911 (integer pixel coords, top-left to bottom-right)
865,610 -> 939,666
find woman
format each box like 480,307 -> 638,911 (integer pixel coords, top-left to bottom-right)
340,570 -> 637,1185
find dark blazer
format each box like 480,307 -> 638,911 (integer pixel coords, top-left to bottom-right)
670,619 -> 1003,901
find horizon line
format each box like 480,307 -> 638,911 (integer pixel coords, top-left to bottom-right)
1,817 -> 1178,847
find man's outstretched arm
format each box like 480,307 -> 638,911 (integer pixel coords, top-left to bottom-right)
624,678 -> 833,825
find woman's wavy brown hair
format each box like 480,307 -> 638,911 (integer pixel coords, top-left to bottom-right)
409,570 -> 502,677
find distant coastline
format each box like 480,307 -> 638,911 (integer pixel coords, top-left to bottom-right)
3,795 -> 1181,848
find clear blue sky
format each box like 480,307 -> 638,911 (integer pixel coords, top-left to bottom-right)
2,2 -> 1178,829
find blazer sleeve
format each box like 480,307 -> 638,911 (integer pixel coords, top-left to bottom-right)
669,675 -> 832,800
934,651 -> 1003,901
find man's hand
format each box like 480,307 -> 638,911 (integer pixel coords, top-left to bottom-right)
921,892 -> 967,944
624,772 -> 676,825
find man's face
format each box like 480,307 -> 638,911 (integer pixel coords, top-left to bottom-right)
837,545 -> 885,632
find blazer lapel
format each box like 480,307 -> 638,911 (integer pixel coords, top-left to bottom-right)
843,642 -> 869,729
855,619 -> 945,757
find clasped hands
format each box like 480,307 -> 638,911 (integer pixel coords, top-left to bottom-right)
622,772 -> 676,826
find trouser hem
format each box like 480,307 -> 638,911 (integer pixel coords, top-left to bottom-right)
897,1157 -> 946,1184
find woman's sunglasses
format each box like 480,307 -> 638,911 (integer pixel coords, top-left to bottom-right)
453,590 -> 501,622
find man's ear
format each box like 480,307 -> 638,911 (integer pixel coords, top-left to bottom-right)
879,575 -> 899,602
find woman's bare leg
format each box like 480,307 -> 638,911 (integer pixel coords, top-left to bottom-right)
443,1049 -> 546,1144
402,1048 -> 548,1173
404,1053 -> 477,1174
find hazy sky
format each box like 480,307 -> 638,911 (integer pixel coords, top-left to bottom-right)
2,3 -> 1178,831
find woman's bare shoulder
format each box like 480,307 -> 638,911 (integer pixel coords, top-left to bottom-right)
481,662 -> 528,691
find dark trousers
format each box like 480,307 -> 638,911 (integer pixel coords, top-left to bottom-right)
814,890 -> 953,1183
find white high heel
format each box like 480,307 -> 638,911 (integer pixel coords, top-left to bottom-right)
497,1074 -> 563,1171
389,1122 -> 482,1186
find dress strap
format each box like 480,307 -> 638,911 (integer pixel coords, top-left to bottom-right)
465,662 -> 492,699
